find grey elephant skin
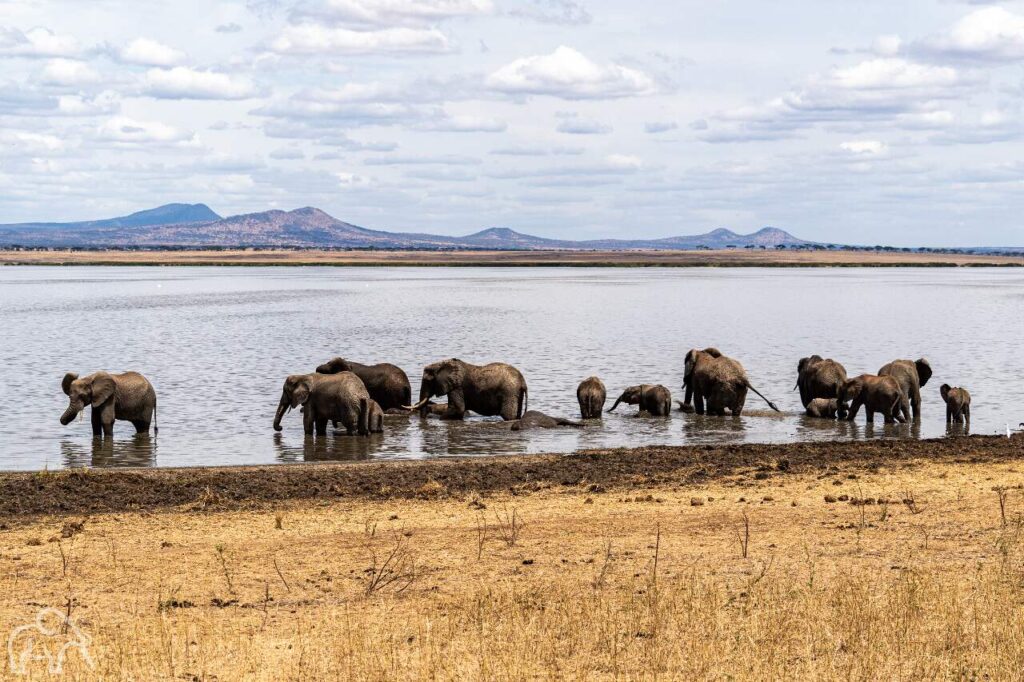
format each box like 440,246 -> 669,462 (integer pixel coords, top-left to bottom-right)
682,347 -> 779,416
608,384 -> 672,416
316,357 -> 411,412
839,374 -> 907,424
411,359 -> 528,421
940,384 -> 971,424
273,372 -> 370,436
511,410 -> 584,430
796,355 -> 848,417
577,376 -> 607,419
879,358 -> 932,421
60,371 -> 157,437
805,398 -> 840,419
367,399 -> 385,433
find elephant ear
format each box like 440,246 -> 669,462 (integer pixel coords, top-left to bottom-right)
316,357 -> 345,374
292,381 -> 311,407
443,360 -> 465,392
90,373 -> 116,407
62,372 -> 78,396
702,347 -> 723,358
916,359 -> 932,387
684,349 -> 699,380
940,383 -> 951,401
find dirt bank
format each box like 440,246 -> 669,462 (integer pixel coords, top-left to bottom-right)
2,435 -> 1021,517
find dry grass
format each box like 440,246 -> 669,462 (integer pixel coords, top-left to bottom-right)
3,457 -> 1024,679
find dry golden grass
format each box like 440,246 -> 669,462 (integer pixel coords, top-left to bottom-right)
3,457 -> 1024,680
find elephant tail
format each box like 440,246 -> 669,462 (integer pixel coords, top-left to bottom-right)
518,385 -> 528,419
358,397 -> 370,436
153,398 -> 159,436
746,382 -> 781,412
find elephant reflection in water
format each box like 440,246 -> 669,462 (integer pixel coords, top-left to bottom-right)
272,433 -> 378,463
60,436 -> 156,469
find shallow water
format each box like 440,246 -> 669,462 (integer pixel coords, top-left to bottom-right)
0,266 -> 1020,470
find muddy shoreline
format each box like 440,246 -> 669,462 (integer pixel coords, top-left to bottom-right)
2,435 -> 1021,517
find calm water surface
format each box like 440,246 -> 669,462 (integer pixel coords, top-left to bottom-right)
0,266 -> 1020,470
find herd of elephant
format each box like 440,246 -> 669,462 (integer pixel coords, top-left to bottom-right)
58,348 -> 973,439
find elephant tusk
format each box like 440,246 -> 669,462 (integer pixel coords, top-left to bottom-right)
403,397 -> 431,411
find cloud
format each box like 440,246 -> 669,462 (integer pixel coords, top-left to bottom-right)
0,26 -> 81,58
644,121 -> 677,133
840,140 -> 888,155
508,0 -> 591,25
215,23 -> 244,34
40,59 -> 100,86
415,114 -> 506,132
268,24 -> 450,55
489,144 -> 583,156
291,0 -> 494,27
143,67 -> 259,100
118,38 -> 187,66
269,147 -> 305,159
364,154 -> 480,165
0,130 -> 66,156
96,116 -> 196,145
917,7 -> 1024,62
486,46 -> 656,99
556,115 -> 611,134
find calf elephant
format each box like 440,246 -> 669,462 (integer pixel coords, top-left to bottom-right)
273,372 -> 370,436
940,384 -> 971,424
839,374 -> 907,424
878,358 -> 931,421
608,384 -> 672,416
682,348 -> 780,416
511,410 -> 584,430
796,356 -> 848,416
316,357 -> 411,412
805,398 -> 839,419
408,359 -> 527,421
60,371 -> 157,437
577,376 -> 607,419
367,399 -> 385,433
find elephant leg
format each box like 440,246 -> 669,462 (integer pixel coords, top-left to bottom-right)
302,407 -> 315,435
846,398 -> 862,422
315,417 -> 329,436
963,405 -> 970,424
500,397 -> 518,421
91,409 -> 104,437
131,419 -> 150,434
99,403 -> 115,437
865,407 -> 875,423
883,408 -> 895,424
946,404 -> 953,424
693,391 -> 705,416
911,387 -> 921,421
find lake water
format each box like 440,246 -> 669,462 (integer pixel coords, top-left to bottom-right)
0,266 -> 1020,471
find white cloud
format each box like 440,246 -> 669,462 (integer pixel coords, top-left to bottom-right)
119,38 -> 187,66
871,34 -> 902,57
840,140 -> 888,156
416,114 -> 506,132
919,7 -> 1024,61
644,121 -> 677,133
143,67 -> 258,100
96,116 -> 196,145
486,46 -> 655,99
0,130 -> 65,156
556,116 -> 611,134
0,26 -> 80,58
292,0 -> 494,27
56,92 -> 121,116
40,58 -> 100,86
268,24 -> 450,55
508,0 -> 591,25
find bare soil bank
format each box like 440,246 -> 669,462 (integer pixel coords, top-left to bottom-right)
2,435 -> 1021,517
2,248 -> 1022,267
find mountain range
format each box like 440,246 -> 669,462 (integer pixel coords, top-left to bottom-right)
0,204 -> 809,250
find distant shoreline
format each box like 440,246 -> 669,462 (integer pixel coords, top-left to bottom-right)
1,248 -> 1022,268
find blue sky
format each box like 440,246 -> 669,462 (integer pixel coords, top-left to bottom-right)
2,0 -> 1024,245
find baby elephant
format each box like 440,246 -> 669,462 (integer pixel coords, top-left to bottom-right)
940,384 -> 971,424
511,410 -> 584,431
60,371 -> 157,437
805,398 -> 840,419
577,376 -> 607,419
839,374 -> 907,424
608,384 -> 672,417
367,399 -> 385,433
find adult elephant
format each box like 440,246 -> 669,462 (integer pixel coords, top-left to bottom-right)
796,355 -> 848,414
407,359 -> 527,421
577,376 -> 607,419
607,384 -> 672,416
315,357 -> 411,412
60,371 -> 157,437
273,372 -> 370,436
878,358 -> 932,421
839,374 -> 907,424
682,348 -> 780,416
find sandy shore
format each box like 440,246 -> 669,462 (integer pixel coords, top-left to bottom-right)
2,248 -> 1022,267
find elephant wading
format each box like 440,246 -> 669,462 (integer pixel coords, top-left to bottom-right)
608,384 -> 672,416
796,355 -> 848,416
316,357 -> 411,412
805,398 -> 840,419
408,359 -> 527,421
682,348 -> 780,416
60,371 -> 157,436
273,372 -> 370,436
940,384 -> 971,424
511,410 -> 584,430
879,358 -> 932,421
577,376 -> 607,419
366,399 -> 385,433
839,374 -> 907,424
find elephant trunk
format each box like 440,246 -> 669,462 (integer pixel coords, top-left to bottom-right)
59,404 -> 80,426
607,396 -> 623,413
273,393 -> 291,432
416,383 -> 431,418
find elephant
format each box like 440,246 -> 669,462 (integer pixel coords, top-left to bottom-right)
407,359 -> 528,421
60,371 -> 157,437
511,410 -> 584,430
838,374 -> 907,424
878,358 -> 932,421
273,372 -> 370,436
682,347 -> 780,416
796,355 -> 848,416
805,398 -> 840,419
367,399 -> 385,433
940,384 -> 971,424
315,357 -> 411,412
577,376 -> 607,419
608,384 -> 672,416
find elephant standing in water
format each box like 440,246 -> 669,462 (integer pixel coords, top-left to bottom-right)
879,358 -> 932,421
682,348 -> 779,416
577,376 -> 606,419
608,384 -> 672,416
60,371 -> 157,436
408,359 -> 528,421
940,384 -> 971,424
273,372 -> 370,436
796,355 -> 848,417
316,357 -> 411,412
838,374 -> 907,424
366,399 -> 385,433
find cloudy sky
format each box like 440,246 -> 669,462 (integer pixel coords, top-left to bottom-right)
2,0 -> 1024,245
